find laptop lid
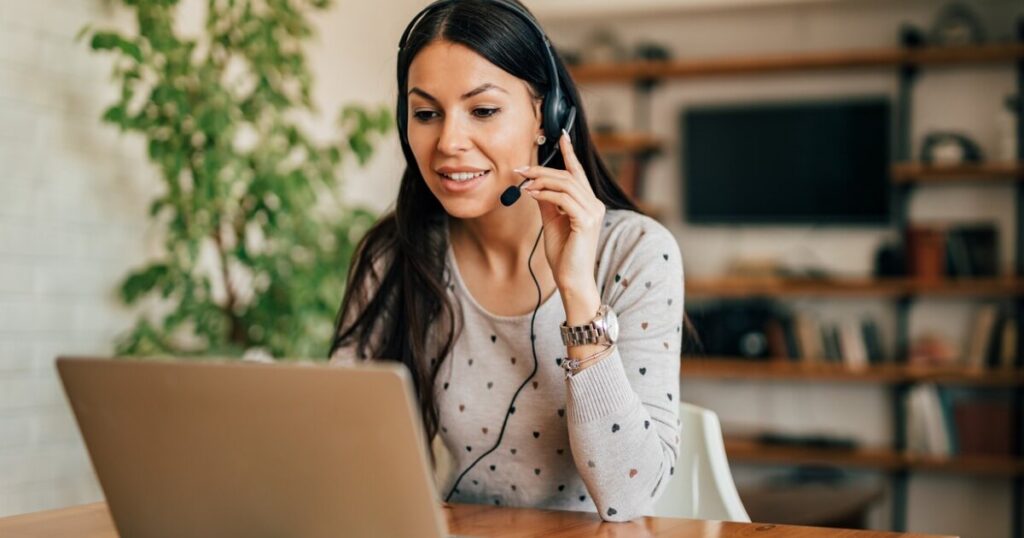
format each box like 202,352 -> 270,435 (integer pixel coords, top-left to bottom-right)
56,356 -> 448,538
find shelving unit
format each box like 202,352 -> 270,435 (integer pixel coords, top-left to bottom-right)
569,42 -> 1024,82
723,437 -> 1024,477
682,358 -> 1024,387
570,19 -> 1024,538
891,162 -> 1024,183
687,276 -> 1024,298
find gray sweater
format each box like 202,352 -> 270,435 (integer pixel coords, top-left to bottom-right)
331,208 -> 684,522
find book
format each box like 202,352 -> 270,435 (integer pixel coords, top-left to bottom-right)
905,384 -> 953,457
828,324 -> 844,364
839,320 -> 868,368
1000,316 -> 1017,369
861,318 -> 884,364
781,314 -> 800,361
965,304 -> 999,369
953,398 -> 1013,456
945,228 -> 973,277
944,223 -> 999,277
794,313 -> 823,363
820,323 -> 836,362
765,317 -> 790,361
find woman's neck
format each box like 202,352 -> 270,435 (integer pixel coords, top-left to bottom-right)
449,202 -> 545,278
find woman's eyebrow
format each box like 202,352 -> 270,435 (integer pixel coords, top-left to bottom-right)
408,83 -> 508,102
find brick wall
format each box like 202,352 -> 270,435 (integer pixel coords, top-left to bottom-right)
0,0 -> 411,517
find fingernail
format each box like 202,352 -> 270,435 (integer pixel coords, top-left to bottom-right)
513,166 -> 529,173
521,179 -> 534,190
562,128 -> 570,140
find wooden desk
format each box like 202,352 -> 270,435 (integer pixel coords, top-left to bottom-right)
0,501 -> 956,537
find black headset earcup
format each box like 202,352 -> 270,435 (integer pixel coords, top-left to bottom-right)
543,85 -> 568,143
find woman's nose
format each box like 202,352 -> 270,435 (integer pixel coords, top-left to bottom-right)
437,117 -> 472,154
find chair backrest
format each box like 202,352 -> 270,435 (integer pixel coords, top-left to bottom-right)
652,402 -> 750,522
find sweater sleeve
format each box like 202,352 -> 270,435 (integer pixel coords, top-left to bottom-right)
565,220 -> 684,522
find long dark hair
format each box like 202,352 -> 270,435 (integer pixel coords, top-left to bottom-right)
329,0 -> 694,465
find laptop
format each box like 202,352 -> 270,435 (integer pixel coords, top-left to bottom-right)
57,355 -> 472,538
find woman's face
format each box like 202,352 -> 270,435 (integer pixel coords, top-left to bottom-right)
406,40 -> 542,218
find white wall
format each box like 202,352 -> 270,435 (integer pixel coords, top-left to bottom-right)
539,1 -> 1021,537
0,0 -> 418,517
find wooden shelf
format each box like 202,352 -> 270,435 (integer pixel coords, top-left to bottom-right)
905,453 -> 1024,476
686,276 -> 1024,298
569,42 -> 1024,83
724,437 -> 1024,476
725,437 -> 905,471
592,132 -> 662,155
682,358 -> 1024,387
892,162 -> 1024,184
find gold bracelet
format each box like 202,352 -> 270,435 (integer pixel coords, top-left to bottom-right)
562,344 -> 616,379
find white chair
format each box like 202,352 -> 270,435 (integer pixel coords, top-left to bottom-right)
652,402 -> 751,522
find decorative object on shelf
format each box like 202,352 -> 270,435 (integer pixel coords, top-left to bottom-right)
904,223 -> 948,282
633,41 -> 671,62
928,2 -> 986,46
920,131 -> 983,165
688,300 -> 778,359
899,23 -> 926,49
907,332 -> 959,366
996,93 -> 1020,162
874,238 -> 907,277
580,28 -> 629,64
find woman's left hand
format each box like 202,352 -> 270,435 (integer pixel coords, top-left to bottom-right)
516,130 -> 606,293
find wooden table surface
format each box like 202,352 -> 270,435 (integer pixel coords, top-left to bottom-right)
0,501 -> 956,537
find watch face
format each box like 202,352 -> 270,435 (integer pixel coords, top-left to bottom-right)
605,309 -> 619,343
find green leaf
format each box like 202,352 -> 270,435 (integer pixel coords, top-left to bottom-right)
90,32 -> 143,62
120,263 -> 171,304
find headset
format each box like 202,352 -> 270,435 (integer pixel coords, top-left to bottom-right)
397,0 -> 578,207
397,0 -> 578,503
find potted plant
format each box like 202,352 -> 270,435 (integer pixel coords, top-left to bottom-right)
83,0 -> 391,360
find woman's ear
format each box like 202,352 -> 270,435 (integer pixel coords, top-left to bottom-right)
532,96 -> 543,122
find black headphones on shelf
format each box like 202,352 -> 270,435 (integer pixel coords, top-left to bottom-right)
397,0 -> 578,503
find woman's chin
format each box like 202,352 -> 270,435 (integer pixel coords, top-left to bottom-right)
439,195 -> 502,219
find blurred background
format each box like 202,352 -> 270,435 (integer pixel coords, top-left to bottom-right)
1,0 -> 1023,537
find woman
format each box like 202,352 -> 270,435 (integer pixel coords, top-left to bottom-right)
330,0 -> 685,522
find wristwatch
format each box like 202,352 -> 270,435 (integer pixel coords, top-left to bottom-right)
560,304 -> 619,347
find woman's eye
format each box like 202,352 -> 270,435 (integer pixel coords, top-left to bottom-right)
413,110 -> 438,122
412,108 -> 499,122
473,107 -> 500,118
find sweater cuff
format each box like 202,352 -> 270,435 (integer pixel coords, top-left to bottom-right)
566,348 -> 638,424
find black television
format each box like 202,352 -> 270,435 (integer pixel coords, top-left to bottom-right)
682,97 -> 891,225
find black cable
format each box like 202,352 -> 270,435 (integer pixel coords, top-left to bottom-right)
445,224 -> 545,502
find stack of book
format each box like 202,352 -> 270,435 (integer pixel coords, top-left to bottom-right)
965,303 -> 1018,369
765,313 -> 885,367
904,384 -> 1012,458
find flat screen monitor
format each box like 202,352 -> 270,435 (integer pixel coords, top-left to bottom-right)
682,97 -> 891,225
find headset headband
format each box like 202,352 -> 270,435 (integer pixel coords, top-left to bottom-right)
398,0 -> 559,91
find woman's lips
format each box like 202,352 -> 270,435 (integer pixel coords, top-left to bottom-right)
439,171 -> 490,193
